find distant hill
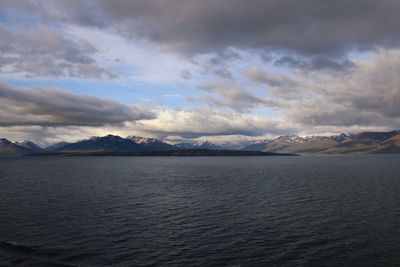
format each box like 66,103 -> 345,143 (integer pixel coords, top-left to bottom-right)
374,133 -> 400,153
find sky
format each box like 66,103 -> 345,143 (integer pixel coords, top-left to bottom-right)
1,0 -> 400,146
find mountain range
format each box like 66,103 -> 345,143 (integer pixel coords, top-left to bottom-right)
241,131 -> 400,154
1,131 -> 399,156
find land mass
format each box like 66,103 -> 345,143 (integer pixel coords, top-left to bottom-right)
1,130 -> 400,156
35,149 -> 297,157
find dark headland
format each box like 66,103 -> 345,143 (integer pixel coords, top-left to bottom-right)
33,149 -> 297,157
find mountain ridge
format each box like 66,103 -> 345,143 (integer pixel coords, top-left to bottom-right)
242,130 -> 400,154
1,130 -> 399,156
0,138 -> 34,156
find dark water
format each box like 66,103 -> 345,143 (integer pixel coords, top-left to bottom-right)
0,155 -> 399,266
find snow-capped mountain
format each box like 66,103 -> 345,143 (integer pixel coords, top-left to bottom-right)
241,131 -> 400,154
14,141 -> 43,152
129,136 -> 159,144
175,141 -> 225,150
45,135 -> 175,153
47,135 -> 142,152
274,135 -> 306,143
333,132 -> 354,142
127,136 -> 176,150
0,138 -> 41,155
241,140 -> 271,151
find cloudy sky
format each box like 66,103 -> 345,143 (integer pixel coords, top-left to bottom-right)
1,0 -> 400,145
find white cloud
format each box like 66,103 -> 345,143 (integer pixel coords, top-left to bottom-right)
132,107 -> 294,138
246,49 -> 400,131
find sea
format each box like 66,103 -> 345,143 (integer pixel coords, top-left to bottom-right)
0,155 -> 399,266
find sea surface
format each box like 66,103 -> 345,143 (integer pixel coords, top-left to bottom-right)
0,155 -> 399,266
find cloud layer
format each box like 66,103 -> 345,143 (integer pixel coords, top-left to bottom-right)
249,49 -> 400,130
1,1 -> 400,143
5,0 -> 400,58
134,108 -> 293,138
0,84 -> 153,127
0,26 -> 114,78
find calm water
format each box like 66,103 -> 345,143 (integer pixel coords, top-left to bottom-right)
0,155 -> 399,266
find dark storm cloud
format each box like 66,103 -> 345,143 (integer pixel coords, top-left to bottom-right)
5,0 -> 400,60
103,0 -> 400,57
0,84 -> 154,127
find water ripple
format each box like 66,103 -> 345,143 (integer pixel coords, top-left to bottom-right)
0,155 -> 400,266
